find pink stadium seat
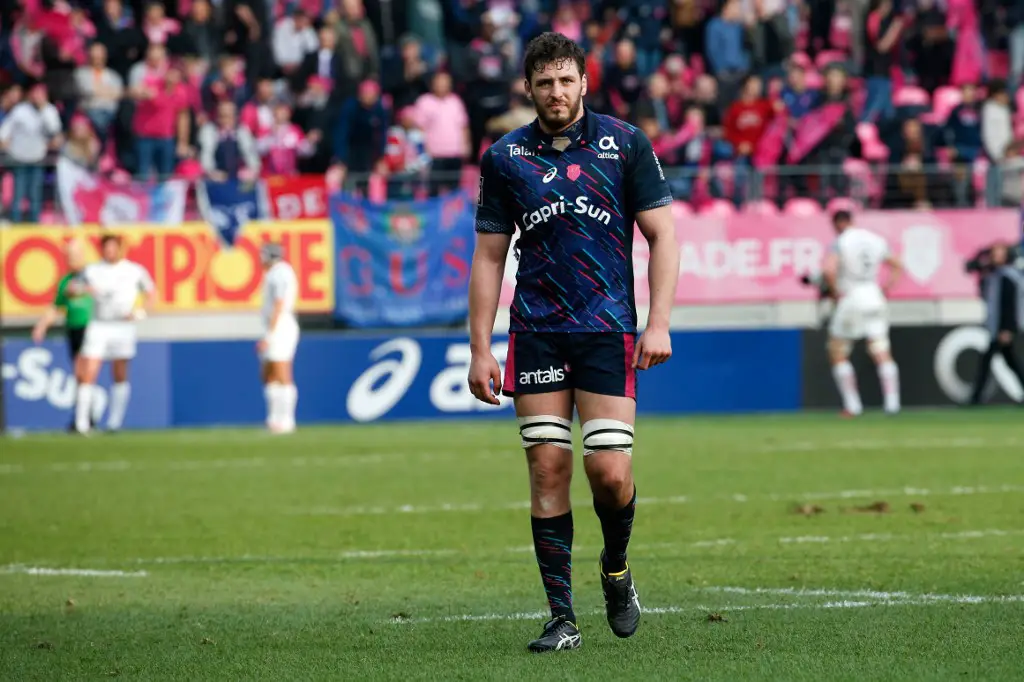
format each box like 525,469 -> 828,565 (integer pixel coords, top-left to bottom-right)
931,86 -> 963,124
790,52 -> 813,69
744,199 -> 779,216
1015,87 -> 1024,114
842,158 -> 883,207
672,201 -> 694,218
804,70 -> 824,90
826,197 -> 857,215
698,198 -> 736,217
972,158 -> 990,206
829,15 -> 852,50
1,172 -> 11,207
988,50 -> 1009,80
783,197 -> 823,216
815,50 -> 847,71
892,85 -> 930,109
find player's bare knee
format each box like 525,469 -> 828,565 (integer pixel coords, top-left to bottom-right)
867,337 -> 891,362
827,339 -> 851,364
527,452 -> 572,508
588,459 -> 632,503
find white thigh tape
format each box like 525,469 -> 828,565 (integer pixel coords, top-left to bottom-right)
581,419 -> 634,456
518,415 -> 573,450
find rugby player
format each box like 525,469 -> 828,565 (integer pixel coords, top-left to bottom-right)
467,33 -> 680,653
75,234 -> 156,434
32,239 -> 96,430
822,210 -> 903,416
258,243 -> 300,433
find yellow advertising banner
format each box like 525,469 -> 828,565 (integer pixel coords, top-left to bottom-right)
0,222 -> 334,320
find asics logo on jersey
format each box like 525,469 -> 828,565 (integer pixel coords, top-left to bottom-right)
519,365 -> 566,385
597,135 -> 620,159
542,167 -> 558,183
522,195 -> 612,230
507,144 -> 536,157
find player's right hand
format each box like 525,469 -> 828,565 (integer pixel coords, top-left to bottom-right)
468,353 -> 502,405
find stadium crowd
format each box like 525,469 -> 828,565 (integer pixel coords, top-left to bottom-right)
1,0 -> 1024,222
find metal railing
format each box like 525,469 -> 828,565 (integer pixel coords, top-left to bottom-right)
2,159 -> 1022,224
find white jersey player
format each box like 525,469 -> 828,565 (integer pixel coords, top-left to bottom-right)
76,234 -> 157,433
258,243 -> 300,433
822,210 -> 903,416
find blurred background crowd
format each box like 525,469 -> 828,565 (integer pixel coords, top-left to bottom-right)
2,0 -> 1024,223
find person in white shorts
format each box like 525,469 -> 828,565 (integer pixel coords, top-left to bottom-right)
258,242 -> 300,433
76,234 -> 157,434
821,210 -> 904,416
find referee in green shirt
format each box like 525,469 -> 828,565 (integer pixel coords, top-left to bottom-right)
32,240 -> 94,429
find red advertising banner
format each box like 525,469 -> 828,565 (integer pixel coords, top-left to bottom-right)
499,207 -> 1020,305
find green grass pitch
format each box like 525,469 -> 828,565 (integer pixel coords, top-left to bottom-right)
1,409 -> 1023,681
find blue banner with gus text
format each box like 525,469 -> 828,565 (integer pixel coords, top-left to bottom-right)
330,192 -> 474,327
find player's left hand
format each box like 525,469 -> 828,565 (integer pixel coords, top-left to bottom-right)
633,327 -> 672,370
256,338 -> 268,355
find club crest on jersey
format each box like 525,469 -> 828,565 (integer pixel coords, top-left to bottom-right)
387,210 -> 423,243
507,144 -> 536,157
567,164 -> 581,181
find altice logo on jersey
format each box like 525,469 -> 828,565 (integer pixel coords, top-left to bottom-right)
597,136 -> 619,160
522,195 -> 612,230
519,365 -> 566,385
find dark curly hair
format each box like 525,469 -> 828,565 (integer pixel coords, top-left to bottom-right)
523,32 -> 586,83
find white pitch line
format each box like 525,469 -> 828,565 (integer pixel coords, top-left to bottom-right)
291,484 -> 1024,517
388,588 -> 1024,624
1,565 -> 147,578
757,436 -> 1024,453
28,527 -> 1012,569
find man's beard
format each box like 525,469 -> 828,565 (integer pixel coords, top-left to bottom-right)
535,95 -> 583,133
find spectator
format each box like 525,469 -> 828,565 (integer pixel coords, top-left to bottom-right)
891,117 -> 936,208
751,0 -> 794,72
689,74 -> 725,136
465,12 -> 516,159
257,103 -> 318,176
294,26 -> 344,101
131,62 -> 190,180
0,83 -> 63,223
141,1 -> 181,47
331,0 -> 381,102
414,71 -> 470,194
672,106 -> 726,203
485,81 -> 535,138
240,78 -> 279,139
982,79 -> 1013,163
293,76 -> 335,173
61,114 -> 102,171
383,107 -> 430,199
95,0 -> 145,79
199,100 -> 261,180
272,8 -> 318,80
724,74 -> 772,161
943,82 -> 983,205
635,72 -> 686,134
862,0 -> 905,122
73,43 -> 124,145
704,0 -> 751,103
813,65 -> 857,200
11,12 -> 46,83
619,1 -> 667,77
604,39 -> 644,122
333,79 -> 390,188
779,63 -> 821,121
180,0 -> 223,64
384,34 -> 432,112
906,0 -> 953,93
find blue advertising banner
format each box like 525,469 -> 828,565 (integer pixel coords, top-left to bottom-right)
2,329 -> 802,431
1,339 -> 172,432
330,192 -> 474,327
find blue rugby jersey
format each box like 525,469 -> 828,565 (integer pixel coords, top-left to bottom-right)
474,107 -> 672,333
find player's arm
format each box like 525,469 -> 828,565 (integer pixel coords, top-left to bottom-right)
821,247 -> 840,297
469,148 -> 515,355
882,252 -> 902,296
468,148 -> 515,403
32,306 -> 60,343
629,128 -> 678,367
135,264 -> 157,319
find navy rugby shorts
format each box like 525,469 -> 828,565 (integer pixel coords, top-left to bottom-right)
502,332 -> 637,399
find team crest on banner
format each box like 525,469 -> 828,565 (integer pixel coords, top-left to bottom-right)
901,224 -> 943,284
567,164 -> 581,181
387,209 -> 423,244
197,179 -> 268,246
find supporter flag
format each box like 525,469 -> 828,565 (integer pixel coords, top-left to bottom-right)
786,103 -> 847,164
264,175 -> 329,220
56,157 -> 188,226
331,191 -> 475,327
197,178 -> 269,246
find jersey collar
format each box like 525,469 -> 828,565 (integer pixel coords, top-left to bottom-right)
526,106 -> 598,153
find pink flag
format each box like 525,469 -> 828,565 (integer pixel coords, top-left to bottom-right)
753,115 -> 788,169
786,103 -> 847,164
